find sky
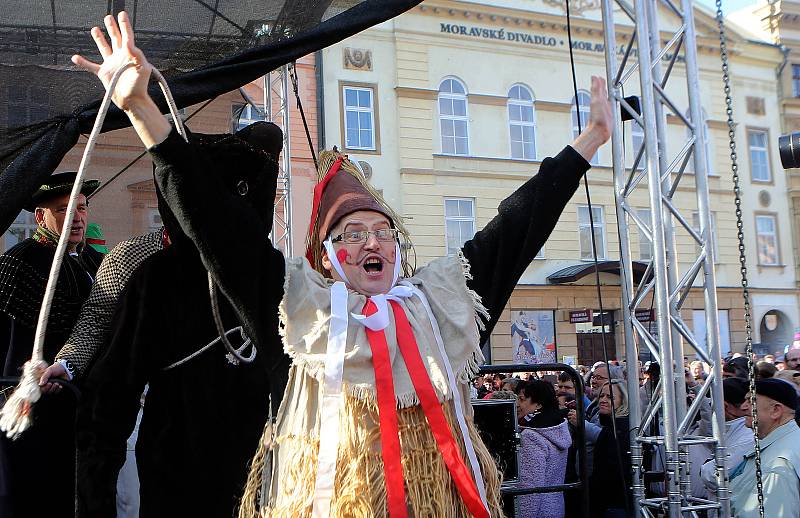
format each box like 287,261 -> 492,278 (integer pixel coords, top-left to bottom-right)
696,0 -> 759,12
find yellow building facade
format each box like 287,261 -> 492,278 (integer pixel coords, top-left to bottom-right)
322,0 -> 795,365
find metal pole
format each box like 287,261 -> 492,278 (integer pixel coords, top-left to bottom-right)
631,0 -> 683,514
600,3 -> 644,515
645,0 -> 688,427
681,0 -> 730,514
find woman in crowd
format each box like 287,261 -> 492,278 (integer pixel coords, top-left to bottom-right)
589,380 -> 632,518
516,379 -> 571,517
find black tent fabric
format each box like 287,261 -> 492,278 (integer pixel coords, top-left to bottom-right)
0,0 -> 422,233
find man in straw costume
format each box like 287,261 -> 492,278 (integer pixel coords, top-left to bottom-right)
72,12 -> 612,517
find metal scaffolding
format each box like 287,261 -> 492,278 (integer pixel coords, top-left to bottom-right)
600,0 -> 730,515
263,65 -> 294,256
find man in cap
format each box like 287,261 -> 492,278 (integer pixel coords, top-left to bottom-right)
73,12 -> 612,516
0,171 -> 103,517
785,348 -> 800,371
730,378 -> 800,517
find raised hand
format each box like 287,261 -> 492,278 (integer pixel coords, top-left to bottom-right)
587,76 -> 613,145
72,12 -> 152,112
571,75 -> 613,163
72,11 -> 171,148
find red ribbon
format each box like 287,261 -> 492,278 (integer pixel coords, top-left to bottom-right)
363,299 -> 409,518
389,301 -> 489,518
305,156 -> 345,264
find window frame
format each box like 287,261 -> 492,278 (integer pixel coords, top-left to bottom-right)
691,211 -> 719,263
507,84 -> 537,160
444,197 -> 476,256
572,91 -> 598,165
577,204 -> 606,261
792,64 -> 800,98
2,211 -> 37,249
746,127 -> 773,184
231,102 -> 266,133
754,212 -> 781,266
339,82 -> 380,154
438,77 -> 470,157
685,109 -> 713,175
630,122 -> 645,170
636,208 -> 652,261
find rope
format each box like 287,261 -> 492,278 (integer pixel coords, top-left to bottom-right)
714,1 -> 765,516
0,62 -> 188,439
162,326 -> 252,370
208,272 -> 257,364
565,2 -> 629,515
288,61 -> 318,170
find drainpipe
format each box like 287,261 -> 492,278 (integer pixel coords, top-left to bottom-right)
315,49 -> 326,150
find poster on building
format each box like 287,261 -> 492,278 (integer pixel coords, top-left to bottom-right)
511,310 -> 557,364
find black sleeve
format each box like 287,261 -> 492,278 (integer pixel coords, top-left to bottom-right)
147,129 -> 286,367
75,274 -> 160,518
461,146 -> 590,339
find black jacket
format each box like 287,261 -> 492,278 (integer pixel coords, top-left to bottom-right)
0,239 -> 102,518
76,130 -> 283,518
590,414 -> 633,517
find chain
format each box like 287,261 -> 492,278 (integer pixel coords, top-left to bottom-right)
715,1 -> 764,516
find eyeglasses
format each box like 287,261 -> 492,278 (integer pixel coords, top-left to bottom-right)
331,228 -> 399,244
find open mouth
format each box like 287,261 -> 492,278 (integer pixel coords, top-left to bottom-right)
363,257 -> 384,274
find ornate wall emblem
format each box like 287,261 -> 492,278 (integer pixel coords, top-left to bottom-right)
343,48 -> 373,71
541,0 -> 601,15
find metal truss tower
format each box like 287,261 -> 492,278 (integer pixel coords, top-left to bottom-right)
263,65 -> 294,256
600,0 -> 729,515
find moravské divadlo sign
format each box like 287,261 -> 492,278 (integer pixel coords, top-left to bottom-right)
439,22 -> 685,62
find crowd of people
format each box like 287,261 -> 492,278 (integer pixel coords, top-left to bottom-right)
472,350 -> 800,517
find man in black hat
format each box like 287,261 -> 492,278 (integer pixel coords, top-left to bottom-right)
730,378 -> 800,517
0,172 -> 104,518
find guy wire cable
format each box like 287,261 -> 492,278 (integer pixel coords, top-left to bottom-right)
565,1 -> 630,514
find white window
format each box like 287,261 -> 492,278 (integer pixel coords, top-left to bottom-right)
231,103 -> 265,133
148,208 -> 163,233
439,78 -> 469,156
444,198 -> 475,256
686,109 -> 712,175
636,208 -> 652,261
508,84 -> 536,160
692,211 -> 719,261
692,310 -> 731,357
748,129 -> 771,182
631,122 -> 645,170
755,214 -> 780,265
572,91 -> 598,164
343,86 -> 376,151
578,205 -> 606,260
2,211 -> 37,249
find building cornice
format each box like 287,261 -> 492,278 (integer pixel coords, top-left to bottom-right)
411,0 -> 747,56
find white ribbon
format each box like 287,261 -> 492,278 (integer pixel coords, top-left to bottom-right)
312,238 -> 487,516
312,282 -> 349,518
